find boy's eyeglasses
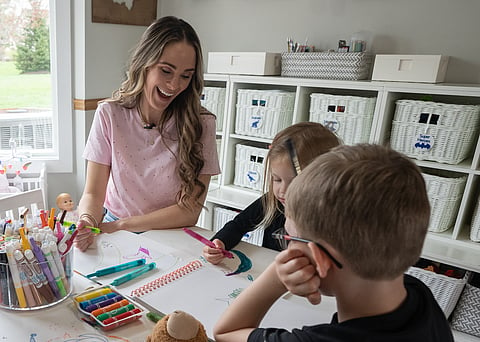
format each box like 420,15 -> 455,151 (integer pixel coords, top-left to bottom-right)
272,229 -> 343,269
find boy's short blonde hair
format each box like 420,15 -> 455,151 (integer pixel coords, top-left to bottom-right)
285,144 -> 430,279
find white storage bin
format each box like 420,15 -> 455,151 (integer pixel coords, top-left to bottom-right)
450,282 -> 480,337
372,54 -> 449,83
213,206 -> 240,232
406,266 -> 468,318
309,93 -> 376,144
233,144 -> 269,191
208,52 -> 281,76
235,89 -> 295,139
390,100 -> 480,164
201,87 -> 226,131
422,171 -> 467,233
469,198 -> 480,242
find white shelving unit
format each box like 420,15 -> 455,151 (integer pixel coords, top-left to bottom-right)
200,74 -> 480,276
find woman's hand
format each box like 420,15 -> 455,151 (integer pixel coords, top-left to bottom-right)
74,219 -> 95,252
275,248 -> 322,305
202,239 -> 226,265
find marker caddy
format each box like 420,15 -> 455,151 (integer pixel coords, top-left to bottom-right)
72,285 -> 143,331
0,232 -> 74,310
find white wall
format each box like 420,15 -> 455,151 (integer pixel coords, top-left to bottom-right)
160,0 -> 480,84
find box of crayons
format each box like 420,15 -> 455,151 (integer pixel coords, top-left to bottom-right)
73,286 -> 143,331
0,222 -> 74,310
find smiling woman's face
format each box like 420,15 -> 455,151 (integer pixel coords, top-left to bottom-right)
142,40 -> 196,117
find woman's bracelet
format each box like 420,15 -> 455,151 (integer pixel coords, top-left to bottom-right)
79,213 -> 99,228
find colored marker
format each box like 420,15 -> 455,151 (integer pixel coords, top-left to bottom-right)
5,243 -> 27,308
48,208 -> 55,229
23,249 -> 55,303
84,294 -> 125,312
75,287 -> 112,303
110,262 -> 156,286
102,308 -> 142,326
79,292 -> 117,310
183,228 -> 234,259
86,259 -> 146,278
48,241 -> 68,290
41,243 -> 67,297
97,303 -> 135,321
62,220 -> 101,234
91,298 -> 129,317
29,237 -> 60,299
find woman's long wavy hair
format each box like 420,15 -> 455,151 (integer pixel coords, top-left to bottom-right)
107,16 -> 206,210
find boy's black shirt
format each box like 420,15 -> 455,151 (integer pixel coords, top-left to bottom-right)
212,195 -> 285,251
248,274 -> 454,342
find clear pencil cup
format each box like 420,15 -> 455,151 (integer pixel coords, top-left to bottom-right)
0,243 -> 73,310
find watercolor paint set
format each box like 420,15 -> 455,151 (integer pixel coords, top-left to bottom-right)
73,285 -> 144,331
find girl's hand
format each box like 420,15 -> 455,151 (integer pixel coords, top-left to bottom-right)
275,248 -> 322,305
203,239 -> 226,265
74,219 -> 95,252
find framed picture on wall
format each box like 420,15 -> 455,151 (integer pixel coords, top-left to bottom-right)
92,0 -> 157,26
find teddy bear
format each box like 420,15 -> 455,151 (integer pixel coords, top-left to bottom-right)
146,310 -> 209,342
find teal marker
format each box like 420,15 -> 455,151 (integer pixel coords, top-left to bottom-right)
86,259 -> 146,278
110,262 -> 156,286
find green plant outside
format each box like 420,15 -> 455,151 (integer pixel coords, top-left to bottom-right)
0,61 -> 51,109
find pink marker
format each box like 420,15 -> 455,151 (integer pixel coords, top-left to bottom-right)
182,228 -> 234,259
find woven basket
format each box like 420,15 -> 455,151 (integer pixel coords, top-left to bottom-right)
422,172 -> 467,233
390,100 -> 480,164
469,198 -> 480,242
451,284 -> 480,337
235,89 -> 295,139
281,52 -> 373,80
406,267 -> 468,318
309,93 -> 376,144
201,87 -> 226,131
233,144 -> 268,191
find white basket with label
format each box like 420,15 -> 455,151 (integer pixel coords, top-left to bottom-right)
233,144 -> 268,191
235,89 -> 295,139
390,100 -> 480,164
200,87 -> 226,131
309,93 -> 376,145
422,171 -> 467,233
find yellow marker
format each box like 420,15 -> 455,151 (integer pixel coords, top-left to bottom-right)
75,287 -> 112,302
48,208 -> 56,229
18,227 -> 30,251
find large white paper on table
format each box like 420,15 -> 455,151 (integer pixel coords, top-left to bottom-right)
73,230 -> 184,295
133,260 -> 336,338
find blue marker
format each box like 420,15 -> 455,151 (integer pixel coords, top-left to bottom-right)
110,262 -> 156,286
86,259 -> 146,278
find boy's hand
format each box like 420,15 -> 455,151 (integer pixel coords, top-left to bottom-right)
275,248 -> 322,305
202,239 -> 226,264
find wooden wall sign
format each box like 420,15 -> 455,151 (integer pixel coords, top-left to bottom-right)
92,0 -> 157,26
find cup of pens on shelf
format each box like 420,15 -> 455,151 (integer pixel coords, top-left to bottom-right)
0,216 -> 75,310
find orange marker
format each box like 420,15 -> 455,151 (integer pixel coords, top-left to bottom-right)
19,227 -> 31,251
39,210 -> 48,228
48,208 -> 56,229
91,299 -> 130,317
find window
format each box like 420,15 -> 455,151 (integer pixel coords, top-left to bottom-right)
0,0 -> 72,172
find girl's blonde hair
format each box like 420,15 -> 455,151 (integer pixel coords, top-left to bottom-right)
258,122 -> 342,233
106,16 -> 207,210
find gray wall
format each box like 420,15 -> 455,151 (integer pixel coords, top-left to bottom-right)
160,0 -> 480,84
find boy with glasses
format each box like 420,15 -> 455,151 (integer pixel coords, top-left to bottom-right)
214,144 -> 453,342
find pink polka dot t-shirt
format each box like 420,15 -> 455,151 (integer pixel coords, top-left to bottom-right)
82,101 -> 220,218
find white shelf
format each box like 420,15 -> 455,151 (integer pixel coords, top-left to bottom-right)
204,74 -> 480,273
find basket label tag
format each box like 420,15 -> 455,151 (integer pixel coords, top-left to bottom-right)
323,119 -> 340,133
250,114 -> 263,129
414,133 -> 434,151
246,170 -> 260,184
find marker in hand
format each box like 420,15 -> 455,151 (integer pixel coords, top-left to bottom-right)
183,228 -> 234,259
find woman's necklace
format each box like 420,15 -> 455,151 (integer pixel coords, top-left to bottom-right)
138,106 -> 158,146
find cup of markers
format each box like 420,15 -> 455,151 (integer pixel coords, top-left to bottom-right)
0,221 -> 76,310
